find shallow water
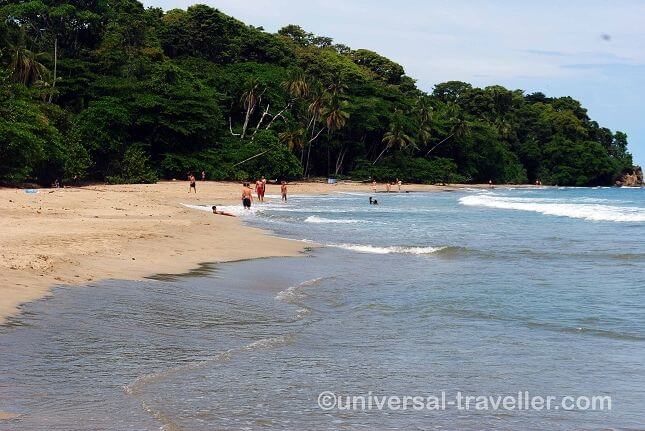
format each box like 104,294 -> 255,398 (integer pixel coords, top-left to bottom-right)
1,187 -> 644,430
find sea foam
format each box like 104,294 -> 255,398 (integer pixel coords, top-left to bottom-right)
304,215 -> 362,224
329,243 -> 446,254
459,195 -> 645,222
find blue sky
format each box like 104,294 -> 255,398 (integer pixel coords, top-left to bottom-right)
143,0 -> 645,167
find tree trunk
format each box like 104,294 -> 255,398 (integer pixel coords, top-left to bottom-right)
229,117 -> 240,137
335,147 -> 347,175
305,142 -> 313,178
48,36 -> 57,104
251,104 -> 270,140
240,104 -> 253,139
264,102 -> 291,130
372,145 -> 390,165
425,133 -> 453,156
304,126 -> 325,178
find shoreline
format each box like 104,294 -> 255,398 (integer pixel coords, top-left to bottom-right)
0,181 -> 305,325
0,180 -> 531,325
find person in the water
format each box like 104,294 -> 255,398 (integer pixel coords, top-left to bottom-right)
369,197 -> 378,205
255,177 -> 266,202
242,182 -> 253,209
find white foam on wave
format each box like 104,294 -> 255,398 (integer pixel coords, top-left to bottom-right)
459,195 -> 645,222
304,215 -> 362,224
337,191 -> 371,196
276,276 -> 326,303
181,203 -> 262,216
329,243 -> 446,254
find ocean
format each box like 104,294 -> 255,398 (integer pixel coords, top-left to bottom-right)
1,186 -> 644,430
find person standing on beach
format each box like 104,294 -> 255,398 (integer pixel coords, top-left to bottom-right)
281,181 -> 288,202
371,180 -> 377,193
242,182 -> 253,209
201,170 -> 206,181
188,173 -> 197,193
397,178 -> 402,192
386,182 -> 391,193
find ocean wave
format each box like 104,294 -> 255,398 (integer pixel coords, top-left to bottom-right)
181,203 -> 263,216
328,243 -> 446,254
337,191 -> 371,196
276,276 -> 327,303
459,195 -> 645,222
124,333 -> 294,395
304,215 -> 362,224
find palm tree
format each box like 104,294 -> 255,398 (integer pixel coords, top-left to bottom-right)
283,71 -> 309,99
418,125 -> 432,148
279,128 -> 305,151
327,74 -> 347,96
7,42 -> 48,87
240,78 -> 263,139
494,118 -> 513,140
416,96 -> 434,125
323,95 -> 349,132
306,85 -> 326,129
373,122 -> 416,165
301,84 -> 328,176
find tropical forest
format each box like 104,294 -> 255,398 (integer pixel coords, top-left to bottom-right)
0,0 -> 638,185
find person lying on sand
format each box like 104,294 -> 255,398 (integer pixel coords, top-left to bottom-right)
212,206 -> 236,217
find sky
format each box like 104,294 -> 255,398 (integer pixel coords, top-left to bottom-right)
143,0 -> 645,167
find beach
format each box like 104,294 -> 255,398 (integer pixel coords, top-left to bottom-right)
1,185 -> 642,429
0,180 -> 477,325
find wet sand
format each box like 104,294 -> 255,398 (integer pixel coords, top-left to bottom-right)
0,180 -> 515,325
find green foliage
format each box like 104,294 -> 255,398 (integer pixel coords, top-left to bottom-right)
541,137 -> 618,186
0,84 -> 64,181
351,156 -> 466,184
160,131 -> 301,181
351,49 -> 404,84
220,131 -> 302,180
106,145 -> 157,184
0,1 -> 636,186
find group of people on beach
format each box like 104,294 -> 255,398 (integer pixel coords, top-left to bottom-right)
241,177 -> 288,209
371,178 -> 402,193
189,171 -> 287,211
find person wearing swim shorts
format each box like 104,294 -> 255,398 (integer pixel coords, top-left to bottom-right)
255,177 -> 266,202
188,173 -> 197,193
242,182 -> 253,209
281,181 -> 287,202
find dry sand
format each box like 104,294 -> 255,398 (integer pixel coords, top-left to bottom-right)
0,180 -> 496,325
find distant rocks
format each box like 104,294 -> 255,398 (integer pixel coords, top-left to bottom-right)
616,166 -> 643,187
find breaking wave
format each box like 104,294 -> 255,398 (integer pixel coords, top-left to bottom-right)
328,243 -> 446,254
459,195 -> 645,222
275,277 -> 327,303
304,215 -> 362,224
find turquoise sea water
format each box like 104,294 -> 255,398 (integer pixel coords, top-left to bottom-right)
1,186 -> 644,430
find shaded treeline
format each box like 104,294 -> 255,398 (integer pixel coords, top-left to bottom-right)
0,1 -> 635,185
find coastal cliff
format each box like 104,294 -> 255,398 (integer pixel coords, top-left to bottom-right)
617,166 -> 643,186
